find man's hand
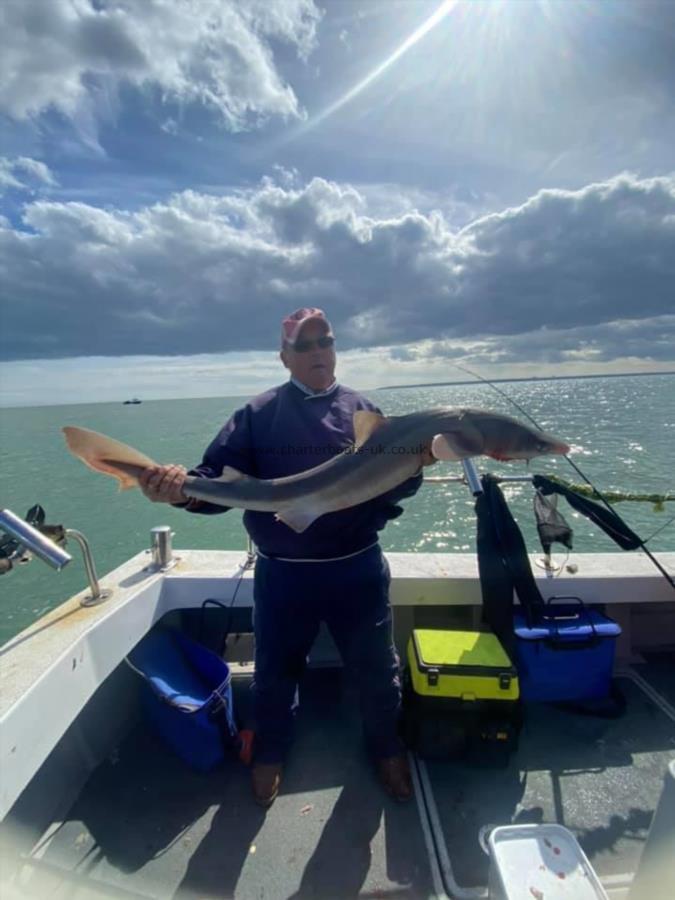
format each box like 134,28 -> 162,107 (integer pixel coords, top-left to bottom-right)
139,465 -> 188,504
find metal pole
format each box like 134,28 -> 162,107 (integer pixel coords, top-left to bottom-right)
422,475 -> 465,483
246,534 -> 256,567
494,475 -> 535,483
0,508 -> 72,571
461,458 -> 483,496
424,473 -> 534,485
66,529 -> 112,606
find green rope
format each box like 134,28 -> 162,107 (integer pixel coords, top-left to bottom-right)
546,475 -> 675,512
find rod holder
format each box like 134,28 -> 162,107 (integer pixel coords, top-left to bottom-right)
150,525 -> 175,570
0,508 -> 72,571
66,529 -> 111,607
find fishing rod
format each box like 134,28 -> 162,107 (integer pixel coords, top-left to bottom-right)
643,514 -> 675,546
452,362 -> 675,591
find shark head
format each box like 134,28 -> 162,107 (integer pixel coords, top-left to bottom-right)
486,428 -> 570,462
430,411 -> 570,463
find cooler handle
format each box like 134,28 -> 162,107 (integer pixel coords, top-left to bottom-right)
542,596 -> 600,650
541,595 -> 585,620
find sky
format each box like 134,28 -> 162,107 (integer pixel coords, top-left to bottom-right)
0,0 -> 674,406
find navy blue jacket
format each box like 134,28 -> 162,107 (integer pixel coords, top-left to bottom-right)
182,381 -> 423,559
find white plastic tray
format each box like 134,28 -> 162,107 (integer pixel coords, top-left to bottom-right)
488,823 -> 608,899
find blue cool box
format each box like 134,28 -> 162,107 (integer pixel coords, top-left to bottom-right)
514,602 -> 621,702
127,629 -> 237,772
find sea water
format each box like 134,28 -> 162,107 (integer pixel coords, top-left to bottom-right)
0,374 -> 673,644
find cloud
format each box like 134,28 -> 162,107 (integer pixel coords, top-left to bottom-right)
452,176 -> 675,335
0,172 -> 673,368
0,156 -> 57,195
0,0 -> 321,130
403,316 -> 675,367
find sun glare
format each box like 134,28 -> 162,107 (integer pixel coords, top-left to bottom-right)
301,0 -> 460,134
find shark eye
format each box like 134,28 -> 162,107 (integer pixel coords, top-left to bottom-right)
536,441 -> 548,453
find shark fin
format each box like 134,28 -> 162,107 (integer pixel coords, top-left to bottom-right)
275,508 -> 322,533
431,434 -> 464,461
353,410 -> 389,448
431,422 -> 485,460
215,466 -> 249,483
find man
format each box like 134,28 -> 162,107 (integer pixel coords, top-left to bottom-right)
139,308 -> 433,807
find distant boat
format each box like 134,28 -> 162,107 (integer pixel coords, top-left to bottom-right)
123,399 -> 142,405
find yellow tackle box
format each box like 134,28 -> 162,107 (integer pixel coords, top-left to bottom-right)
403,630 -> 522,760
407,629 -> 519,701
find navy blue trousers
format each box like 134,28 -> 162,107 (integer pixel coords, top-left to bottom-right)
252,545 -> 404,764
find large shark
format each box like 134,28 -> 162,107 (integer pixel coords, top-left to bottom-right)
63,408 -> 569,533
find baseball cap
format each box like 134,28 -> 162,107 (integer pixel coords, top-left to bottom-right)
281,307 -> 333,347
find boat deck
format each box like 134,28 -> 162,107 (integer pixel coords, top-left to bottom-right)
12,669 -> 436,900
6,652 -> 675,899
422,659 -> 675,896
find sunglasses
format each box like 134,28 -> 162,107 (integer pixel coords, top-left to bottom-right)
292,335 -> 335,353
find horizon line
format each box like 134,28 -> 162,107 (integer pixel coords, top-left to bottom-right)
1,369 -> 673,409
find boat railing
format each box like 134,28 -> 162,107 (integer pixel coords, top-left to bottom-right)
424,459 -> 534,494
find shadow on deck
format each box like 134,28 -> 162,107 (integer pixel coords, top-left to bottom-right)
23,669 -> 434,899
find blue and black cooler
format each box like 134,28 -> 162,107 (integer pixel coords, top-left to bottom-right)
514,596 -> 621,702
126,628 -> 239,772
